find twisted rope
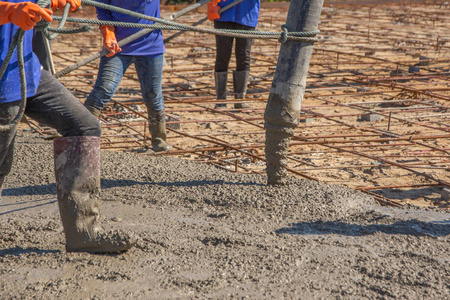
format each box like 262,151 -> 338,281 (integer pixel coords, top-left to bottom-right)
80,0 -> 319,42
52,15 -> 319,42
35,0 -> 91,38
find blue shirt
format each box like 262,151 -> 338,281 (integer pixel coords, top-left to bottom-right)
0,0 -> 41,103
217,0 -> 260,28
96,0 -> 165,56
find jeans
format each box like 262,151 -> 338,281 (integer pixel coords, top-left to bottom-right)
0,70 -> 101,177
214,21 -> 255,72
85,53 -> 165,111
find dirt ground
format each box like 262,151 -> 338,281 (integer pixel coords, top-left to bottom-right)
1,132 -> 449,299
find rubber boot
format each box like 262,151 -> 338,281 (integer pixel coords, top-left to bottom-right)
214,71 -> 228,109
84,104 -> 102,118
233,70 -> 252,109
147,108 -> 173,152
54,136 -> 135,253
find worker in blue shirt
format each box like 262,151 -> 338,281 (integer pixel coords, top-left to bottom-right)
208,0 -> 260,109
84,0 -> 172,152
0,0 -> 134,254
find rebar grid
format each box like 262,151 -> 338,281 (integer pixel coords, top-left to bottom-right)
38,1 -> 449,208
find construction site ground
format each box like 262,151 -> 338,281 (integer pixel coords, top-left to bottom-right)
31,0 -> 450,209
1,0 -> 449,299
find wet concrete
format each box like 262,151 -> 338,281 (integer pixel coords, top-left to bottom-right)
0,132 -> 449,299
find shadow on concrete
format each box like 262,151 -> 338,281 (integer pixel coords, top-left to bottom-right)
0,198 -> 57,216
1,184 -> 56,196
0,247 -> 60,257
2,178 -> 263,198
370,187 -> 441,201
101,178 -> 263,188
276,219 -> 450,237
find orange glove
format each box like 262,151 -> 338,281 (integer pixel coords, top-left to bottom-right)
0,1 -> 53,31
207,2 -> 221,22
100,25 -> 122,57
51,0 -> 81,12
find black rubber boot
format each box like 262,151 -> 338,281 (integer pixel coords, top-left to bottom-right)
147,108 -> 173,152
54,136 -> 135,253
233,70 -> 252,109
214,71 -> 228,109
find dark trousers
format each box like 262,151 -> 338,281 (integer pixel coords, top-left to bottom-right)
214,21 -> 255,72
32,31 -> 52,72
0,70 -> 101,177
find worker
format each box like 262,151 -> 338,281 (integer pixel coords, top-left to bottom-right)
84,0 -> 173,152
208,0 -> 260,109
0,0 -> 134,253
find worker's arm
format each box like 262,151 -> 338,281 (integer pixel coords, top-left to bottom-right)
207,0 -> 223,21
93,0 -> 120,57
207,2 -> 220,21
100,25 -> 121,57
0,1 -> 53,31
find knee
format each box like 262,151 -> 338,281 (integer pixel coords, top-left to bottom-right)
88,77 -> 119,103
144,93 -> 164,110
82,115 -> 101,137
67,113 -> 101,137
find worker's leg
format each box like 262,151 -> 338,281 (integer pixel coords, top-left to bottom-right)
26,70 -> 101,136
0,101 -> 20,196
0,67 -> 96,195
234,24 -> 254,72
135,54 -> 172,152
84,54 -> 133,117
213,21 -> 235,108
53,135 -> 134,253
26,70 -> 134,253
214,21 -> 235,72
233,24 -> 255,109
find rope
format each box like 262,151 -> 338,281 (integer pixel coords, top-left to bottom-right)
80,0 -> 319,42
47,25 -> 91,34
35,0 -> 91,39
52,15 -> 319,42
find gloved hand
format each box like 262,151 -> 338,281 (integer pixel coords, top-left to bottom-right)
51,0 -> 81,12
100,25 -> 122,57
207,1 -> 221,21
0,1 -> 53,31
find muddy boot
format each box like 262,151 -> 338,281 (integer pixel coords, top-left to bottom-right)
214,71 -> 228,109
54,136 -> 135,253
233,70 -> 252,109
147,108 -> 173,152
84,104 -> 102,118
